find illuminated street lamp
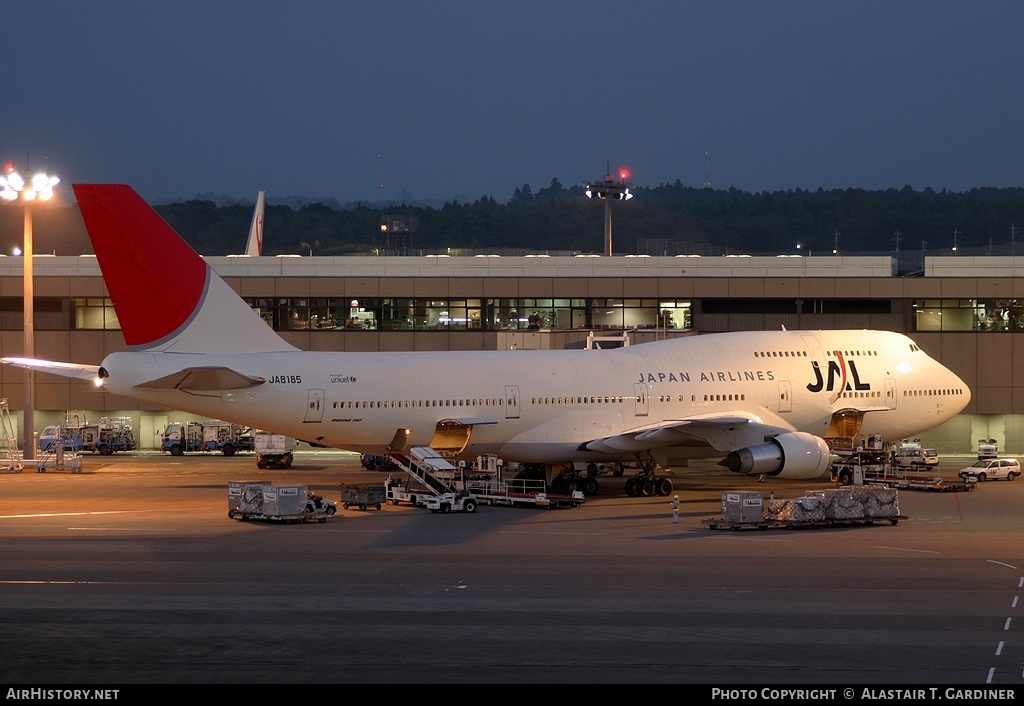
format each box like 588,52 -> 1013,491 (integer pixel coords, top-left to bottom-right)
584,168 -> 633,257
1,166 -> 60,462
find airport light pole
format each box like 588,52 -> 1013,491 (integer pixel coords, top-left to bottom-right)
1,167 -> 60,462
584,169 -> 633,257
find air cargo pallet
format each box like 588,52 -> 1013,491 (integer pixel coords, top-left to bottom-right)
863,476 -> 975,492
228,509 -> 335,524
701,515 -> 907,531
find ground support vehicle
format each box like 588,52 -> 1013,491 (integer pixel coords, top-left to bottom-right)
162,421 -> 254,456
384,448 -> 584,511
702,487 -> 907,530
255,433 -> 295,469
831,450 -> 974,492
39,417 -> 137,455
361,453 -> 399,471
227,480 -> 336,523
426,491 -> 479,513
340,483 -> 386,510
977,439 -> 999,459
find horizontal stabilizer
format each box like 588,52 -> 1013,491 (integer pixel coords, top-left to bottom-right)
135,366 -> 266,391
0,357 -> 101,381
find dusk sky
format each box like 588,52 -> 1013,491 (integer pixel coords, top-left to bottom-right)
5,1 -> 1024,206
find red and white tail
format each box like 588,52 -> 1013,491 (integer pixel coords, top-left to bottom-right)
73,184 -> 297,355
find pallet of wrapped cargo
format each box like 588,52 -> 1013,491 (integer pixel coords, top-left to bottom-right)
703,488 -> 907,530
227,481 -> 337,523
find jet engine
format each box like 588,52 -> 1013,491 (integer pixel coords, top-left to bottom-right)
718,432 -> 831,479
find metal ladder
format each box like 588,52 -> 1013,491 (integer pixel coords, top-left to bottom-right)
0,398 -> 23,472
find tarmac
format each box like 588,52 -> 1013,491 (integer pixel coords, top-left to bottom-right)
0,450 -> 1021,685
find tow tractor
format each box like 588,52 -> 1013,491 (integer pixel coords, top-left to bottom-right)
425,490 -> 479,514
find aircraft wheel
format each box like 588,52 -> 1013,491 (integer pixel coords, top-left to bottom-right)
587,463 -> 598,478
624,477 -> 637,496
640,481 -> 654,497
656,477 -> 673,496
613,463 -> 625,477
582,477 -> 599,496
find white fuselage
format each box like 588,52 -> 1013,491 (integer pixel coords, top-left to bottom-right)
100,329 -> 970,466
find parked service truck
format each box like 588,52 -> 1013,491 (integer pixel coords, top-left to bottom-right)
161,421 -> 255,456
254,432 -> 296,469
39,417 -> 137,455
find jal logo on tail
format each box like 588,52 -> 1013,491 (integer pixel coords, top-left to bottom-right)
806,352 -> 869,403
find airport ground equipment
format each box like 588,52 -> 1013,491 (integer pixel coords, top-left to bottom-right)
340,483 -> 386,510
702,487 -> 907,530
39,417 -> 136,455
977,438 -> 999,459
227,480 -> 337,523
254,432 -> 295,469
361,453 -> 399,471
425,490 -> 479,513
162,421 -> 255,456
384,447 -> 584,510
830,449 -> 975,492
34,442 -> 84,473
0,399 -> 23,473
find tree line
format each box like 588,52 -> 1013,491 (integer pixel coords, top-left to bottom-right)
4,180 -> 1024,258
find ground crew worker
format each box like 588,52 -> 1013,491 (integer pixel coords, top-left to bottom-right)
671,494 -> 680,524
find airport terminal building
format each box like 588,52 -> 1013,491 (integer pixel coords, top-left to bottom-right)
0,253 -> 1020,454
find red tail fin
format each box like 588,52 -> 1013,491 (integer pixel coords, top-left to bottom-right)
74,184 -> 206,348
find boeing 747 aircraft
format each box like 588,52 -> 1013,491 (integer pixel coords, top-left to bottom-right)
2,184 -> 971,493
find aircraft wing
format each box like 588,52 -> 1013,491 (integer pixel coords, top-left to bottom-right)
0,357 -> 102,381
135,366 -> 266,391
580,412 -> 794,454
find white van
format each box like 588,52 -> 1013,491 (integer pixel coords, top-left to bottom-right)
958,458 -> 1020,481
893,448 -> 939,468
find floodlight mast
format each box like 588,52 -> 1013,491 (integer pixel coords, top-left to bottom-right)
0,166 -> 60,462
583,169 -> 633,256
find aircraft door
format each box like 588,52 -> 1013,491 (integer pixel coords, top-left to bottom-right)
304,388 -> 324,423
633,382 -> 649,417
778,380 -> 793,413
504,385 -> 520,419
884,378 -> 897,410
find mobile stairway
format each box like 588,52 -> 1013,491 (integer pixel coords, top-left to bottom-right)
384,446 -> 583,510
33,421 -> 84,473
0,399 -> 22,473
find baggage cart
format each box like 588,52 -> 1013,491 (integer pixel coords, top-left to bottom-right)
340,483 -> 386,510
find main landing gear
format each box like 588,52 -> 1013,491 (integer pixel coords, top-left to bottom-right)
623,459 -> 674,497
